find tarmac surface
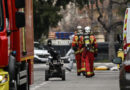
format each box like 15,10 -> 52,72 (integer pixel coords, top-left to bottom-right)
31,63 -> 120,90
33,63 -> 117,71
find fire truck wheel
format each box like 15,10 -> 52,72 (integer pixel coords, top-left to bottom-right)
9,55 -> 16,83
45,70 -> 49,81
62,69 -> 65,81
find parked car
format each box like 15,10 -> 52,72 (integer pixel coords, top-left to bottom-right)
113,49 -> 130,90
34,42 -> 50,63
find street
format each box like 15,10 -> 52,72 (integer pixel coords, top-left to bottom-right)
31,64 -> 120,90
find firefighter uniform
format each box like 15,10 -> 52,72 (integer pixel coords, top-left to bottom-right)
83,26 -> 98,77
72,35 -> 82,75
72,26 -> 83,76
79,36 -> 86,73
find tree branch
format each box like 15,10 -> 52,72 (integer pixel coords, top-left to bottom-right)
95,0 -> 109,32
109,21 -> 123,30
112,0 -> 128,5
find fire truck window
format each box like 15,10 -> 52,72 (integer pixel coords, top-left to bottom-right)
0,0 -> 4,31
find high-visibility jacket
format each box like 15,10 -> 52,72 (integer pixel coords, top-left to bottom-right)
117,49 -> 124,68
117,50 -> 124,61
72,35 -> 84,54
83,35 -> 98,76
79,36 -> 84,53
72,35 -> 78,52
83,35 -> 98,54
72,34 -> 83,74
79,36 -> 86,72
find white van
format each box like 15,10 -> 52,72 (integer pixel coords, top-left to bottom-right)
34,42 -> 50,63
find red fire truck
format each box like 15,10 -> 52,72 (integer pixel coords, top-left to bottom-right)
0,0 -> 34,90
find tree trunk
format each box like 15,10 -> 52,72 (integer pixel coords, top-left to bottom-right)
90,0 -> 94,28
108,30 -> 116,61
108,0 -> 116,61
95,0 -> 124,60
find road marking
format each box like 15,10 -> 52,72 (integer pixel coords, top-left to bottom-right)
31,71 -> 69,90
31,81 -> 50,90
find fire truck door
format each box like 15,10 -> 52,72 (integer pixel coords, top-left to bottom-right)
0,0 -> 8,67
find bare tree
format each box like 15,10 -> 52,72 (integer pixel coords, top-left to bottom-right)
95,0 -> 129,60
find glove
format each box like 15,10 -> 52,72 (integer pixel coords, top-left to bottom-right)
94,53 -> 97,57
73,47 -> 77,51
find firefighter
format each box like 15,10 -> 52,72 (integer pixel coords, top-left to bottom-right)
65,46 -> 75,71
65,35 -> 75,71
72,26 -> 84,76
117,48 -> 124,68
82,26 -> 98,77
79,30 -> 86,76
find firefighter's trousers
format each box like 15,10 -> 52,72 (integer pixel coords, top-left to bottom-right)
81,54 -> 86,72
84,51 -> 94,76
75,53 -> 82,74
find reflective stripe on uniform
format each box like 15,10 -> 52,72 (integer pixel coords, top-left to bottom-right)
81,68 -> 86,71
90,49 -> 94,52
75,51 -> 80,54
75,49 -> 83,54
90,35 -> 95,43
87,72 -> 93,75
79,41 -> 84,44
80,48 -> 84,53
74,36 -> 78,41
81,62 -> 86,71
85,40 -> 90,44
72,41 -> 77,43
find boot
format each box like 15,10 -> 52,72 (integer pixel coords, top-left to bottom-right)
82,71 -> 86,76
77,72 -> 81,76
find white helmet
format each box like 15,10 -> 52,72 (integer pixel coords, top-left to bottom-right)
84,26 -> 91,33
77,25 -> 83,34
77,25 -> 82,30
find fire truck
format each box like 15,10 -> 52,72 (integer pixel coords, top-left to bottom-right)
116,7 -> 130,59
113,7 -> 130,90
123,8 -> 130,57
0,0 -> 34,90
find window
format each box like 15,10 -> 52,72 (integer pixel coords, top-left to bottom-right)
0,0 -> 4,31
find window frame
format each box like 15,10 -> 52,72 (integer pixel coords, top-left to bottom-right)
0,0 -> 4,32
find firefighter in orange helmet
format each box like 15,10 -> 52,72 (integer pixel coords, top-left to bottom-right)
72,26 -> 84,76
82,26 -> 98,77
